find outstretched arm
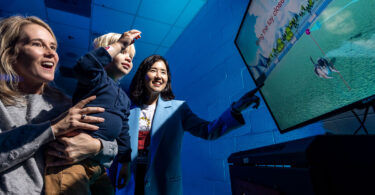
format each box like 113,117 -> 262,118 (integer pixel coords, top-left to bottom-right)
182,85 -> 261,140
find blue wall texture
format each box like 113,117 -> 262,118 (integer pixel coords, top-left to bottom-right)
165,0 -> 325,194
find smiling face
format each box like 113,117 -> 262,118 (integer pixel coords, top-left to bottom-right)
108,46 -> 134,77
145,60 -> 168,95
14,24 -> 58,92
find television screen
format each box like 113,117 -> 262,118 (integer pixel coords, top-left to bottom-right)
235,0 -> 375,132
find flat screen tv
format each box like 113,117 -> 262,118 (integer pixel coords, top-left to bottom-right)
235,0 -> 375,132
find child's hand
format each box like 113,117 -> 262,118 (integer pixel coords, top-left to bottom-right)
117,162 -> 131,189
106,30 -> 141,59
118,29 -> 141,47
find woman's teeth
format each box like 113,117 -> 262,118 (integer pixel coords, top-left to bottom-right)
41,62 -> 54,68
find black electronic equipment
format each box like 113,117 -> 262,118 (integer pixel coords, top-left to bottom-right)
228,135 -> 375,195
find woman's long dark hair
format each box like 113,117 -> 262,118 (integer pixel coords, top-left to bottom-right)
129,55 -> 175,106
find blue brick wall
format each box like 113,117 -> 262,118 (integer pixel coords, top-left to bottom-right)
164,0 -> 326,194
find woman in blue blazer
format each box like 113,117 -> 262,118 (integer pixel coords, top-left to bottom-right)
111,55 -> 260,195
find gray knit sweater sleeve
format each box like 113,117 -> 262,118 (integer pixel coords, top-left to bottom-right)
0,121 -> 55,173
0,88 -> 69,194
94,139 -> 118,168
0,87 -> 117,194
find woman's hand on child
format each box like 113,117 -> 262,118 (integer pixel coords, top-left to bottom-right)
51,96 -> 105,137
46,133 -> 102,167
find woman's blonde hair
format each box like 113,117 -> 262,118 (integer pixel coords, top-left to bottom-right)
93,32 -> 136,58
0,15 -> 57,105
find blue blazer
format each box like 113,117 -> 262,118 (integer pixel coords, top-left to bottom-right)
114,97 -> 244,195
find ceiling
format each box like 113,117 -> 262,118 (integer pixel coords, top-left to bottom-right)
0,0 -> 207,94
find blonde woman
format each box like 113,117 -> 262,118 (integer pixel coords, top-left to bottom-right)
0,16 -> 117,194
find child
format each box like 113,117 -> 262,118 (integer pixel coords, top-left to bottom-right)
44,30 -> 141,195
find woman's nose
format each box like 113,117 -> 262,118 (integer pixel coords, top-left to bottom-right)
44,47 -> 57,58
155,71 -> 161,78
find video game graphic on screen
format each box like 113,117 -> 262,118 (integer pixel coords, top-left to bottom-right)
236,0 -> 375,131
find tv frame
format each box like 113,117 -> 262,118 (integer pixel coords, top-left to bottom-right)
234,0 -> 375,133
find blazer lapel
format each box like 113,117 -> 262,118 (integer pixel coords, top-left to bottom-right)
148,97 -> 173,160
129,106 -> 141,161
150,97 -> 172,137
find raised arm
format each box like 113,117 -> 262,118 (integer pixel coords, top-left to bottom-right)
181,103 -> 245,140
105,30 -> 141,58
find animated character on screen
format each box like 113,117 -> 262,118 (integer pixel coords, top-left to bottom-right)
310,56 -> 339,79
306,28 -> 351,90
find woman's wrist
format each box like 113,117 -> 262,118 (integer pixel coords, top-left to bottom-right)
93,138 -> 103,156
231,102 -> 242,114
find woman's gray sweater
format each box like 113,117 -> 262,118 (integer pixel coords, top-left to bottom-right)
0,88 -> 117,194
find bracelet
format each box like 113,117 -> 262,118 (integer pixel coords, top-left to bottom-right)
105,44 -> 125,53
